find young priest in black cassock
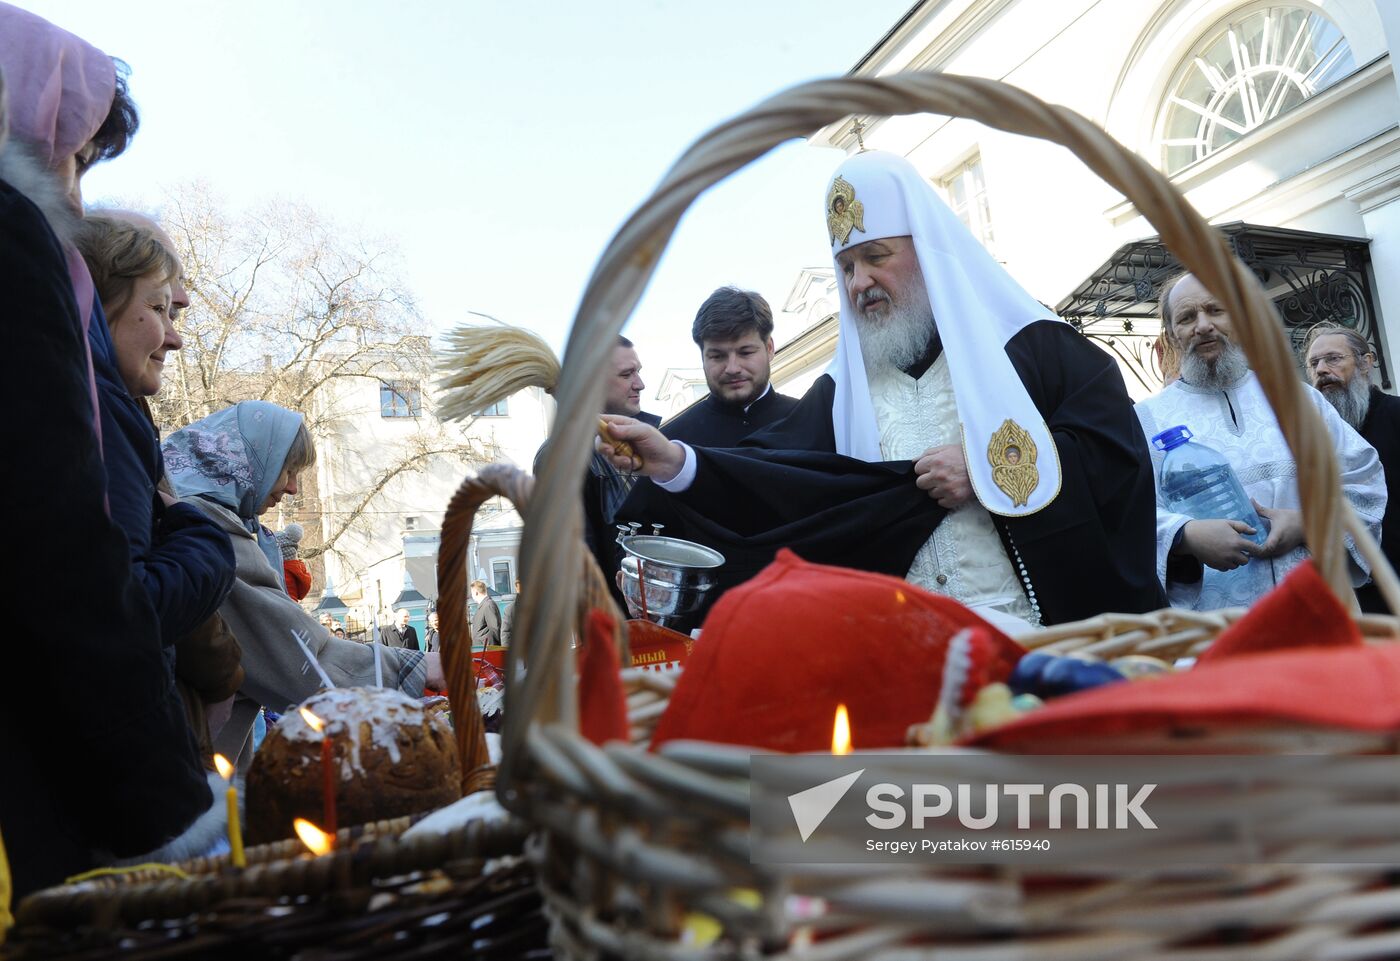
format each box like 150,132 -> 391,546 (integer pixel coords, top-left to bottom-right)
611,151 -> 1163,630
662,286 -> 798,448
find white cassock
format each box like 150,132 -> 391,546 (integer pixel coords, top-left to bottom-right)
869,354 -> 1037,631
1134,371 -> 1385,610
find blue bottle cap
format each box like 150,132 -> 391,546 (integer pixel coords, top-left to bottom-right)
1151,425 -> 1193,452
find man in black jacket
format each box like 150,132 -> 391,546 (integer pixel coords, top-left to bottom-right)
663,287 -> 798,447
470,581 -> 502,649
538,336 -> 659,611
423,611 -> 440,653
1306,326 -> 1399,613
378,608 -> 420,650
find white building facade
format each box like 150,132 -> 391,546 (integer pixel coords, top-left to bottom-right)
290,348 -> 550,641
766,0 -> 1400,399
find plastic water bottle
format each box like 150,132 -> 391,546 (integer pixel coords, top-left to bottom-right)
1151,425 -> 1267,546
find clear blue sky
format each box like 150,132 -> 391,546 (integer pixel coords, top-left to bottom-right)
25,0 -> 914,403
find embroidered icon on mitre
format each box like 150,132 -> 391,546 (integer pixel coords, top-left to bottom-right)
987,419 -> 1039,507
826,176 -> 865,247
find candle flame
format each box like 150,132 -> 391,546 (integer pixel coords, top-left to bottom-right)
299,707 -> 325,733
213,753 -> 234,781
293,818 -> 333,855
832,704 -> 852,755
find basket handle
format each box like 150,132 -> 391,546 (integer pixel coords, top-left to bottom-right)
507,71 -> 1393,756
439,463 -> 626,796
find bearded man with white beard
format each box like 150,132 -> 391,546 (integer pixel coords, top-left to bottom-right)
1135,274 -> 1385,611
606,151 -> 1164,630
1305,325 -> 1400,613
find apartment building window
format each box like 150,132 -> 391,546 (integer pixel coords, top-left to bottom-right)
478,399 -> 509,417
492,559 -> 513,596
940,155 -> 996,256
380,380 -> 421,418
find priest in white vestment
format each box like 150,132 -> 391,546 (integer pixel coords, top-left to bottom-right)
602,152 -> 1165,630
1135,273 -> 1385,611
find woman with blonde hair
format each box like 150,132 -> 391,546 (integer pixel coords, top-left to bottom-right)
76,215 -> 237,649
164,402 -> 445,767
0,2 -> 213,896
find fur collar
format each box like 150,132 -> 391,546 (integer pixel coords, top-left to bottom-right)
0,138 -> 81,246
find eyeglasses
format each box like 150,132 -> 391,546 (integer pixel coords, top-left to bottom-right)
1307,352 -> 1359,371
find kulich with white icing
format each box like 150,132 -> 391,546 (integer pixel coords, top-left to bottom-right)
245,687 -> 461,844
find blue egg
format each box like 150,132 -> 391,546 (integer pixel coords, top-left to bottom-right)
1008,652 -> 1126,699
1007,651 -> 1052,695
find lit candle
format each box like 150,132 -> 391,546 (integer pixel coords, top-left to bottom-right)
832,704 -> 852,755
299,708 -> 337,838
293,818 -> 333,856
213,753 -> 246,868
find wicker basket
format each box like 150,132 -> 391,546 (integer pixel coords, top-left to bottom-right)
497,72 -> 1400,959
3,470 -> 574,958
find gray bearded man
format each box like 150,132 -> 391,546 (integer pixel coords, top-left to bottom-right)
1305,325 -> 1400,612
1135,274 -> 1386,611
604,150 -> 1165,630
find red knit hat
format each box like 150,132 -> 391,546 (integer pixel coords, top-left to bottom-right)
649,550 -> 1026,753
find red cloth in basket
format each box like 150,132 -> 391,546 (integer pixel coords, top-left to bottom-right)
579,609 -> 629,745
649,550 -> 1026,753
969,561 -> 1382,749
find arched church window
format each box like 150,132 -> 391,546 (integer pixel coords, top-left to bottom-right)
1158,5 -> 1354,174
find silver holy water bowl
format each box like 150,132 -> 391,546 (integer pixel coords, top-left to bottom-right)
615,523 -> 725,633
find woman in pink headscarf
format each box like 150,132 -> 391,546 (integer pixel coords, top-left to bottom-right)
0,3 -> 213,899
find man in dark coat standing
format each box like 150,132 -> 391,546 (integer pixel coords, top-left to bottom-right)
605,150 -> 1164,630
663,287 -> 799,447
501,578 -> 521,646
470,580 -> 502,649
378,608 -> 420,650
1306,325 -> 1400,613
538,336 -> 659,611
423,611 -> 440,653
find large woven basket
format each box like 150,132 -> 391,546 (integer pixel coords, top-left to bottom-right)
498,72 -> 1400,959
4,470 -> 559,959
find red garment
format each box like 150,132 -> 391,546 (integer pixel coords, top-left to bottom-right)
971,562 -> 1379,750
650,550 -> 1025,753
1197,559 -> 1360,662
282,558 -> 311,601
578,609 -> 629,746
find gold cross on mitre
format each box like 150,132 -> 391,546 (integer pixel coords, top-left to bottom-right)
851,117 -> 868,152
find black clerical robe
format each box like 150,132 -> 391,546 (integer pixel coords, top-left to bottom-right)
537,410 -> 661,612
619,320 -> 1165,627
663,387 -> 800,447
1357,386 -> 1400,613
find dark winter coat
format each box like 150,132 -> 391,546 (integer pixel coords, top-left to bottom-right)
86,305 -> 235,646
0,172 -> 211,900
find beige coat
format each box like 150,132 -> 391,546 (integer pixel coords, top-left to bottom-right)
190,499 -> 428,767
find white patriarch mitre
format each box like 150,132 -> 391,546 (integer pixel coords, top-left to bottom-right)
824,150 -> 1061,516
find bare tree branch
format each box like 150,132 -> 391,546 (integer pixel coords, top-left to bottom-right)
148,184 -> 492,570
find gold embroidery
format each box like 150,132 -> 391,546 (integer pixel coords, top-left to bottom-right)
987,420 -> 1039,507
826,176 -> 865,247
